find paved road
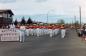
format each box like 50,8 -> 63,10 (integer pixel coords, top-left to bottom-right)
1,29 -> 86,56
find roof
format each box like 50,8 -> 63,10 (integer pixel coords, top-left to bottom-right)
0,9 -> 14,15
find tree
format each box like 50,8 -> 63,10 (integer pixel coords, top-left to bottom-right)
27,17 -> 33,24
74,20 -> 80,27
20,17 -> 26,25
75,21 -> 79,25
14,19 -> 18,26
57,19 -> 65,25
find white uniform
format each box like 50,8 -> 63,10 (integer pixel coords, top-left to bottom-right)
20,26 -> 26,42
61,29 -> 66,38
49,29 -> 53,37
36,28 -> 40,37
26,29 -> 30,36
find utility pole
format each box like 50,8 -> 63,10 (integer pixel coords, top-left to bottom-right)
79,6 -> 82,28
74,16 -> 76,30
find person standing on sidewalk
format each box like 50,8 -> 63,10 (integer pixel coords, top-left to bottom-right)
81,24 -> 86,40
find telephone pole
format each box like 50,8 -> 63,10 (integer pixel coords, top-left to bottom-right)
79,6 -> 82,28
74,16 -> 76,30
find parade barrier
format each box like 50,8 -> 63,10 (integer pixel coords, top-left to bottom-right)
0,29 -> 20,41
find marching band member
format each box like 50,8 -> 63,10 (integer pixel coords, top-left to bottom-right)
40,26 -> 43,36
44,26 -> 48,35
55,25 -> 59,35
41,26 -> 44,35
32,25 -> 35,36
52,25 -> 56,36
60,24 -> 66,38
32,25 -> 36,36
26,26 -> 30,36
43,26 -> 46,35
36,25 -> 41,37
29,25 -> 34,36
48,25 -> 53,37
20,25 -> 26,42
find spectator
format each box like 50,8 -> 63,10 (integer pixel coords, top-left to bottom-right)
82,24 -> 86,38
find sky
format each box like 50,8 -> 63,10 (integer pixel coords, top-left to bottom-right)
0,0 -> 86,23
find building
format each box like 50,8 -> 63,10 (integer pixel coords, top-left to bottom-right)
0,9 -> 14,28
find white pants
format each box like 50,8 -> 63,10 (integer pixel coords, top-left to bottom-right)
36,28 -> 41,37
26,29 -> 29,36
18,30 -> 25,42
29,29 -> 34,36
61,29 -> 66,38
49,29 -> 53,37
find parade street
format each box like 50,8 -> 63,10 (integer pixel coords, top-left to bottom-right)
1,29 -> 86,56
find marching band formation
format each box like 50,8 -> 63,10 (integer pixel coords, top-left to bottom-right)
0,24 -> 66,42
18,24 -> 66,42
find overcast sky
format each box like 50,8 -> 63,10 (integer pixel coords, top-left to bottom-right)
0,0 -> 86,23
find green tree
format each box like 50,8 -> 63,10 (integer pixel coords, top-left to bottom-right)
20,17 -> 26,25
75,21 -> 79,25
27,17 -> 33,24
14,19 -> 18,26
57,19 -> 65,25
